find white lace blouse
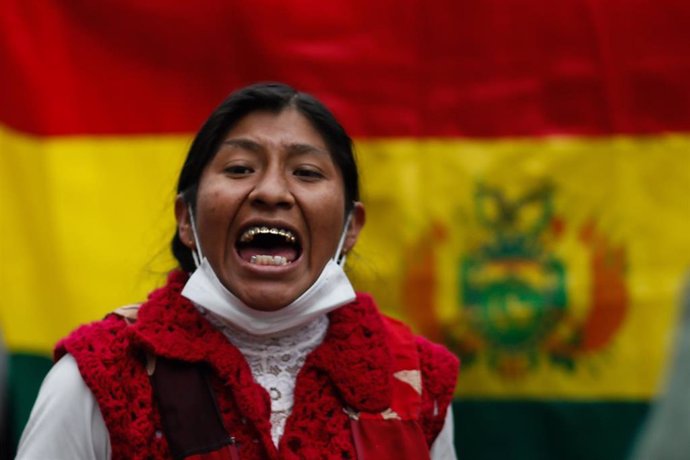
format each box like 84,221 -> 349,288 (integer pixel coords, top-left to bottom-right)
202,309 -> 329,446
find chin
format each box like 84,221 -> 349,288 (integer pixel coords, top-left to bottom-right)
247,301 -> 289,312
241,290 -> 297,312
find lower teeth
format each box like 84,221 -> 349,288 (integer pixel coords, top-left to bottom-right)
250,255 -> 288,266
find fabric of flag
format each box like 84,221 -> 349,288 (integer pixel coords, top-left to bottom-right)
1,1 -> 690,458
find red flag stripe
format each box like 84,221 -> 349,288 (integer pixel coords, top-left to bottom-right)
1,0 -> 689,137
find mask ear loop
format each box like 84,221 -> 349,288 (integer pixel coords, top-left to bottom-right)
334,211 -> 353,266
187,203 -> 204,268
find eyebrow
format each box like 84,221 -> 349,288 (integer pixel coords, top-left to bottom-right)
220,138 -> 329,156
220,138 -> 262,152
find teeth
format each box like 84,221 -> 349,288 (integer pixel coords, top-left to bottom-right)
250,255 -> 289,266
239,226 -> 296,244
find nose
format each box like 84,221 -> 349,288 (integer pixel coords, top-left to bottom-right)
248,167 -> 295,209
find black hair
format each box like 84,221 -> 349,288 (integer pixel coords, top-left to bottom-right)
172,82 -> 360,272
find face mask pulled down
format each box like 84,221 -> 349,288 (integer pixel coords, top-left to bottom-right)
180,207 -> 356,336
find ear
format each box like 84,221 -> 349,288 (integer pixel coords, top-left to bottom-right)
174,194 -> 195,250
343,202 -> 366,254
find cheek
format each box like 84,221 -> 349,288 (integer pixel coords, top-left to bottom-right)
199,182 -> 236,211
196,189 -> 234,233
305,193 -> 346,247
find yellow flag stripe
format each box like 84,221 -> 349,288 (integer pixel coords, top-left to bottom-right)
2,124 -> 689,399
0,126 -> 190,353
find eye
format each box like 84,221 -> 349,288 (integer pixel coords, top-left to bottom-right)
293,166 -> 324,181
224,165 -> 254,177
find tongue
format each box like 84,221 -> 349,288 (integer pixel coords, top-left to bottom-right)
238,246 -> 298,262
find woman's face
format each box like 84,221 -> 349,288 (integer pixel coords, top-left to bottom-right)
176,108 -> 364,311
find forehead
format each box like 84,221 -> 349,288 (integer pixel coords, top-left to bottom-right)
222,109 -> 330,153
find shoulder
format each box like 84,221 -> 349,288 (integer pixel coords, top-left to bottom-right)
379,314 -> 459,389
52,306 -> 147,417
379,314 -> 459,446
49,308 -> 159,457
415,335 -> 459,394
350,296 -> 460,391
54,310 -> 132,363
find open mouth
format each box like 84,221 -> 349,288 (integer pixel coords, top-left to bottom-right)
236,226 -> 301,266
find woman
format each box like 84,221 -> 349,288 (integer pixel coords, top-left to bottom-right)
17,83 -> 459,459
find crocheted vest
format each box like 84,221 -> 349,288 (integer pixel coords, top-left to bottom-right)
56,271 -> 459,460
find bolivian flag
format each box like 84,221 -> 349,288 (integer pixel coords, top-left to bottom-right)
2,1 -> 690,459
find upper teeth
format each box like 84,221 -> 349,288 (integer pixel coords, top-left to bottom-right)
239,226 -> 296,244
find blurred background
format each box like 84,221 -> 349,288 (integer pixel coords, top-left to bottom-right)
1,1 -> 689,458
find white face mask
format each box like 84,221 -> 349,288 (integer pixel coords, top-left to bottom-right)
180,206 -> 356,336
181,257 -> 355,336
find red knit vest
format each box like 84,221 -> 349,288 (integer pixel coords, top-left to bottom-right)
56,271 -> 459,460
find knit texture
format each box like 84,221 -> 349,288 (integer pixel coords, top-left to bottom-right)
56,271 -> 459,459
